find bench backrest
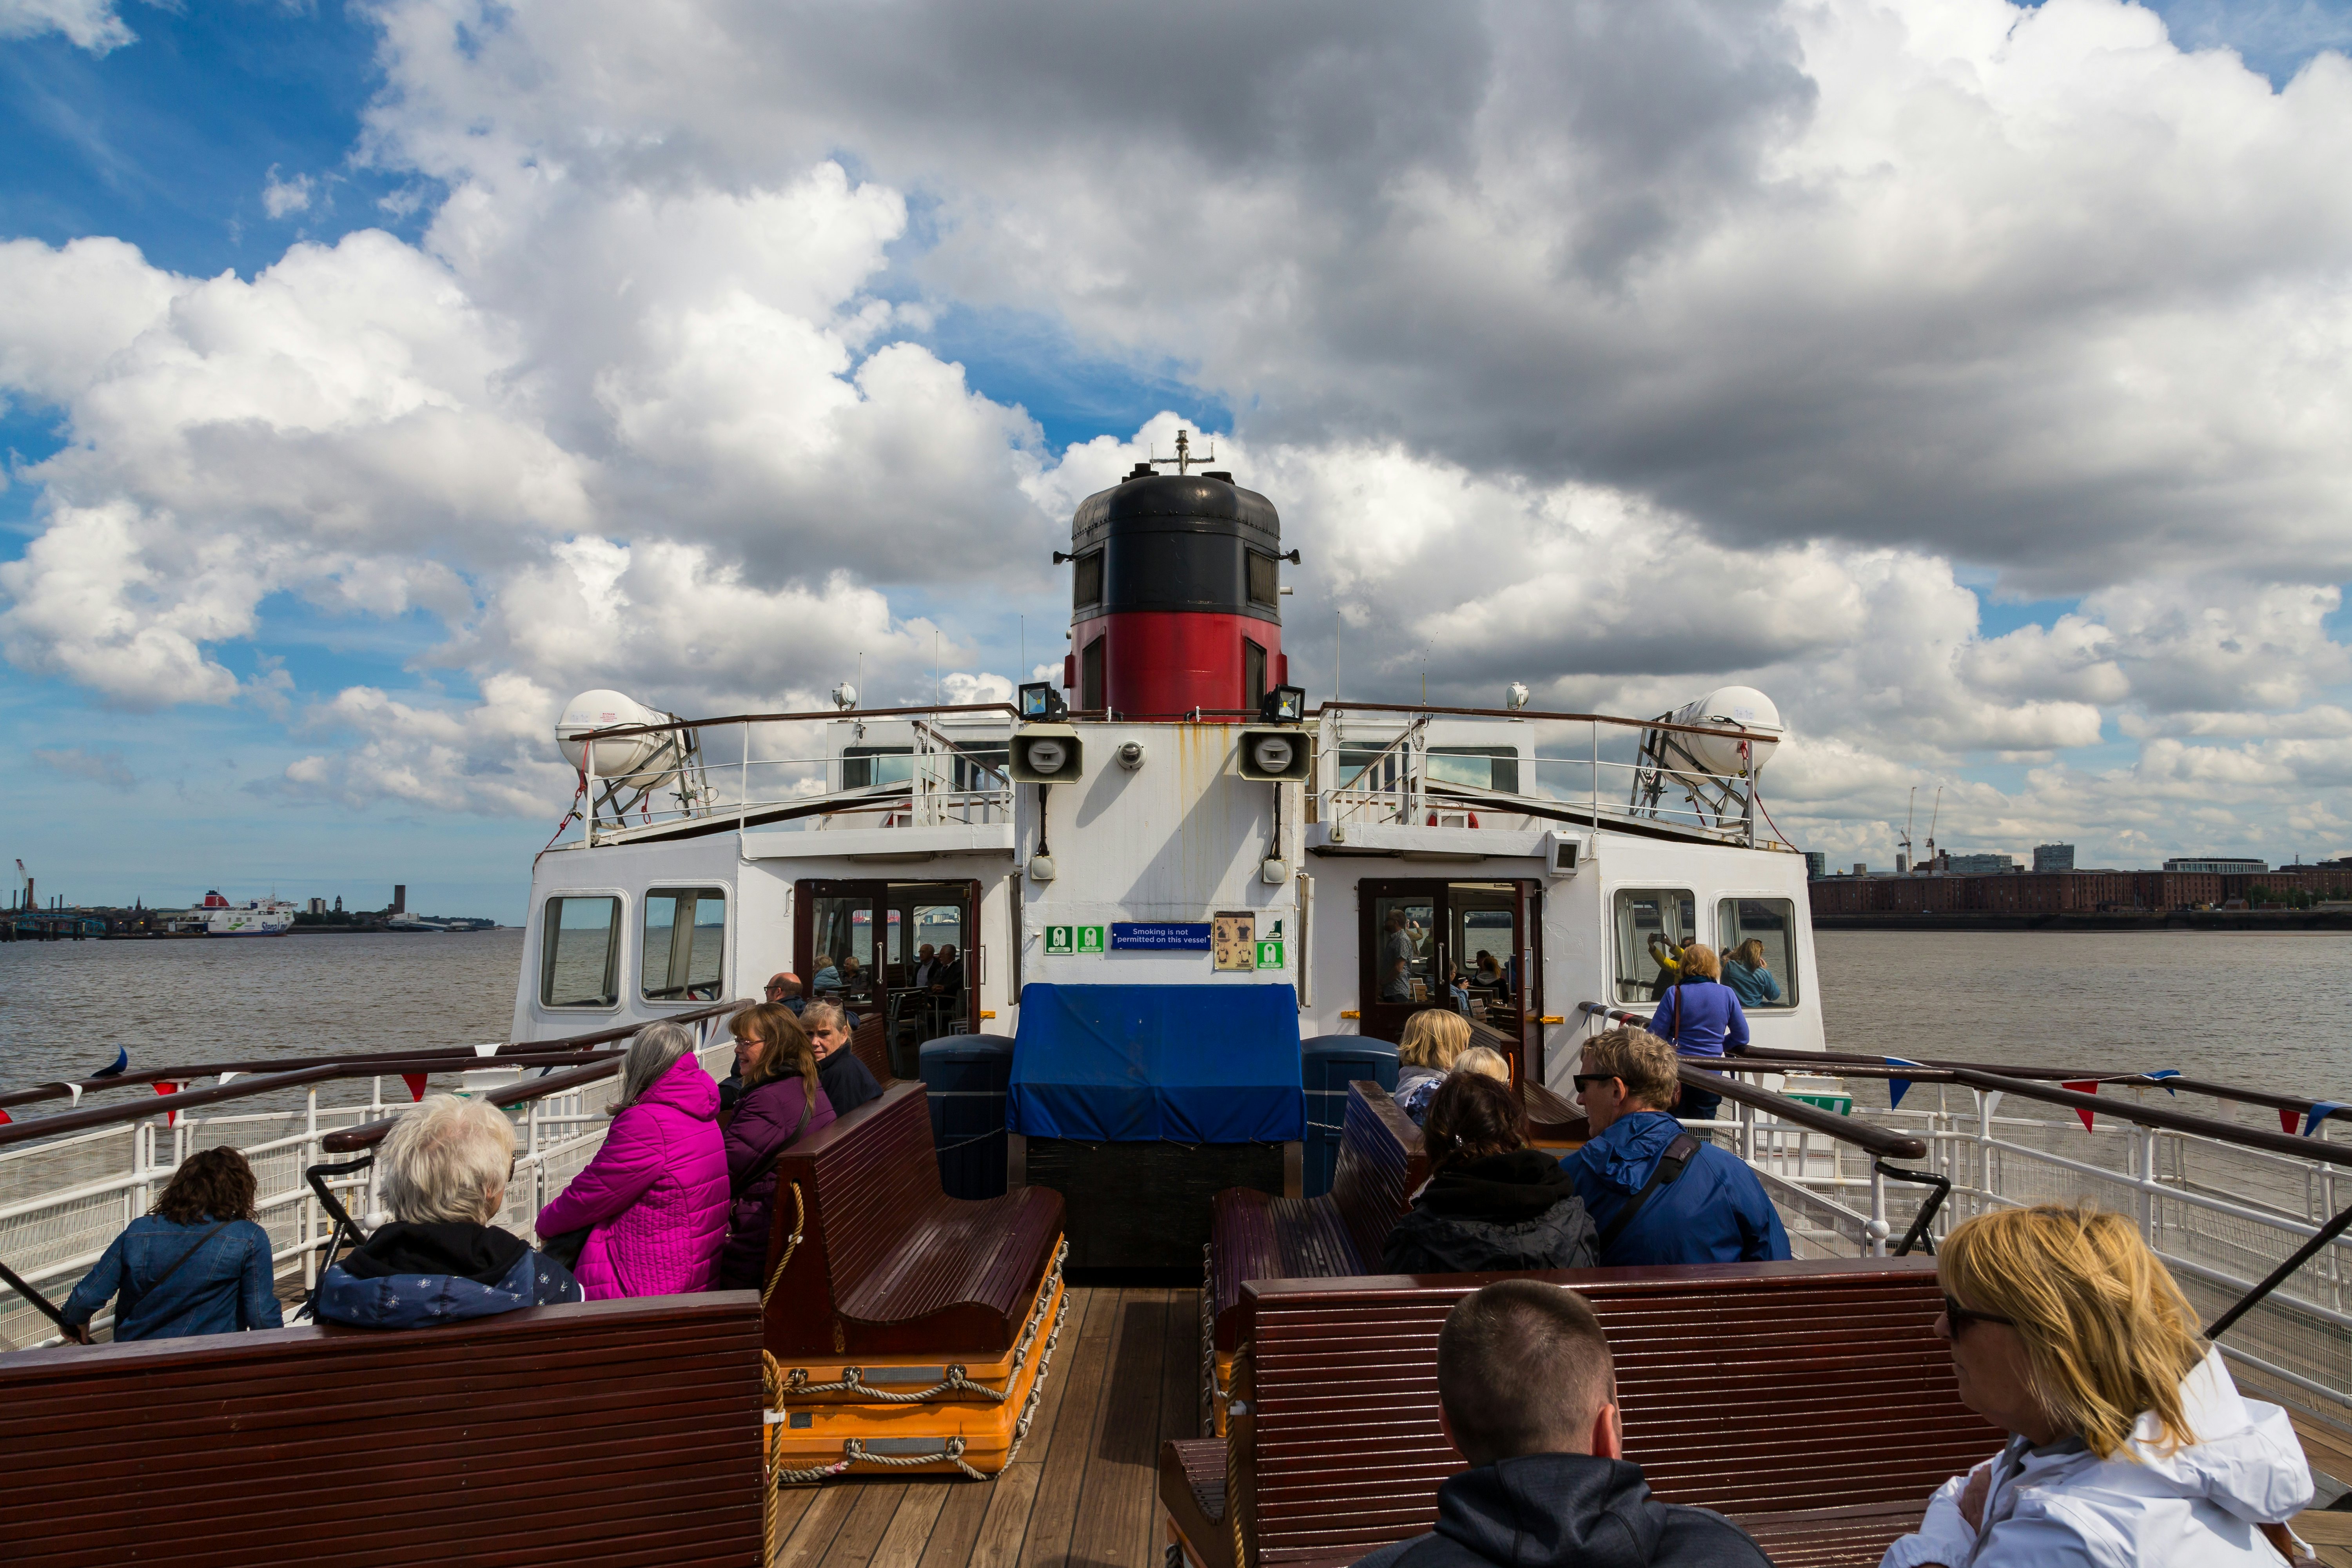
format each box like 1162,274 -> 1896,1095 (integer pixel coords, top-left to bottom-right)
850,1013 -> 893,1083
1230,1259 -> 1985,1566
0,1294 -> 764,1568
762,1080 -> 943,1353
1330,1082 -> 1427,1268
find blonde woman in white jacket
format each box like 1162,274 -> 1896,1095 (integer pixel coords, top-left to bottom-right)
1883,1205 -> 2312,1568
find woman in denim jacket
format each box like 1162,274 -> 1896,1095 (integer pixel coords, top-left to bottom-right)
61,1147 -> 282,1343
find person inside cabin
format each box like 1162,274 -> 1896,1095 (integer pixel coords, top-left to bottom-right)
913,943 -> 938,990
1645,931 -> 1684,1000
1722,938 -> 1783,1009
811,954 -> 842,995
1472,950 -> 1506,995
1380,909 -> 1418,1003
314,1094 -> 583,1327
716,1003 -> 837,1291
763,971 -> 807,1015
1646,942 -> 1747,1129
1880,1205 -> 2312,1568
1453,1045 -> 1512,1084
803,998 -> 882,1118
1379,1074 -> 1597,1275
1559,1028 -> 1789,1267
1443,960 -> 1472,1017
531,1022 -> 728,1301
60,1147 -> 283,1343
928,944 -> 966,1025
1347,1279 -> 1770,1568
837,953 -> 866,997
1393,1008 -> 1472,1125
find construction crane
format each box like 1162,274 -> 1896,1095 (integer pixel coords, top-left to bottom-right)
1900,789 -> 1915,874
14,858 -> 29,911
1923,786 -> 1943,871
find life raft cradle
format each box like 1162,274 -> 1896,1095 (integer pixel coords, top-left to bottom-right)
757,1179 -> 1070,1497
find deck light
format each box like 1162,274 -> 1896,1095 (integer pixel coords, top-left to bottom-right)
1019,682 -> 1067,722
1259,685 -> 1306,724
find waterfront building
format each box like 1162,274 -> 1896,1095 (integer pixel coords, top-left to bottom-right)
2165,856 -> 2265,874
1803,851 -> 1826,879
1943,852 -> 2016,874
2032,842 -> 2074,872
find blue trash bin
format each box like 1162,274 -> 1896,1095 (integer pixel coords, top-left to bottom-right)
920,1034 -> 1014,1199
1300,1035 -> 1399,1197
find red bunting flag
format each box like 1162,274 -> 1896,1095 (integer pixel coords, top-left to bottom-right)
0,1106 -> 11,1125
2060,1080 -> 2100,1132
154,1081 -> 181,1126
402,1073 -> 430,1102
2282,1107 -> 2301,1135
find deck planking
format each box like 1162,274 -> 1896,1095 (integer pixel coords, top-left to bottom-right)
776,1284 -> 1198,1568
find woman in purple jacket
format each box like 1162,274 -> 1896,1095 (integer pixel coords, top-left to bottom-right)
717,1003 -> 836,1291
535,1022 -> 730,1299
1646,942 -> 1748,1130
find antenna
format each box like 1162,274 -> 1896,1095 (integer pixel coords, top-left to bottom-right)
1145,428 -> 1216,475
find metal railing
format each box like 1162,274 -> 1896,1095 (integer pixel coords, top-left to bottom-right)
0,1002 -> 747,1352
562,703 -> 1018,847
1569,1009 -> 2352,1411
1310,703 -> 1786,849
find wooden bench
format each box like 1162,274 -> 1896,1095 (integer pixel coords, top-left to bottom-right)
0,1293 -> 765,1568
1208,1083 -> 1426,1361
762,1079 -> 1064,1359
849,1011 -> 894,1085
1164,1258 -> 1989,1568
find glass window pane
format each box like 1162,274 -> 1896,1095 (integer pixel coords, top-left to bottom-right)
1374,894 -> 1436,1005
1612,888 -> 1695,1004
1074,550 -> 1103,608
1716,897 -> 1798,1008
1247,551 -> 1278,607
810,893 -> 879,1006
843,747 -> 913,790
541,896 -> 621,1007
1427,746 -> 1521,795
643,887 -> 727,1002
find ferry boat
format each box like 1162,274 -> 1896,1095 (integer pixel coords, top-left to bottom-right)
198,891 -> 296,937
1,453 -> 2347,1568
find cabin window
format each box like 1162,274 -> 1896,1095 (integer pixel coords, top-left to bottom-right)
951,743 -> 1010,793
1717,897 -> 1799,1008
1073,550 -> 1103,609
1338,742 -> 1403,791
1243,638 -> 1267,713
1081,636 -> 1106,711
642,887 -> 727,1002
541,895 -> 621,1008
1247,551 -> 1278,608
1612,887 -> 1695,1004
1426,746 -> 1521,795
842,746 -> 913,790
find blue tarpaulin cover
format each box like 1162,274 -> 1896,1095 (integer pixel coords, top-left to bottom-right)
1008,984 -> 1305,1143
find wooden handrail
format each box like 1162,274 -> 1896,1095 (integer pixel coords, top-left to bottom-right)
1681,1062 -> 1927,1160
320,1053 -> 697,1154
0,1001 -> 744,1112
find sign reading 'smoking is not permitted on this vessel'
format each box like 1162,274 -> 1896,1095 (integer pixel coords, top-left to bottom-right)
1041,922 -> 1282,969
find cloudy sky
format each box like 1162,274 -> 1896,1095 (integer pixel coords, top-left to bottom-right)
5,0 -> 2352,916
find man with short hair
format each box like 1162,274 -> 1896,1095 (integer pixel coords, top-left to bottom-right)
1381,909 -> 1418,1003
1351,1280 -> 1769,1567
763,972 -> 806,1015
1559,1028 -> 1789,1267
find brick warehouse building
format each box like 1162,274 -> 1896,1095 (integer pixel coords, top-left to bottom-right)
1808,864 -> 2352,918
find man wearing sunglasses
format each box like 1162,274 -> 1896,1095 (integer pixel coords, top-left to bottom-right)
1557,1027 -> 1788,1267
762,972 -> 805,1014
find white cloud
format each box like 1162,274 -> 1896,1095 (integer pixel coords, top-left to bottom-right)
0,0 -> 132,53
261,168 -> 314,219
4,0 -> 2352,866
34,746 -> 136,790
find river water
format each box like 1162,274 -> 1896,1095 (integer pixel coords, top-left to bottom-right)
5,927 -> 2348,1099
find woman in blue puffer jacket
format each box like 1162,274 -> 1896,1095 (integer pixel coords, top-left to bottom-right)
1645,942 -> 1748,1128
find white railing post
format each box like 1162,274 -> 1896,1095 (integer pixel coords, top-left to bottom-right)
1869,1165 -> 1889,1258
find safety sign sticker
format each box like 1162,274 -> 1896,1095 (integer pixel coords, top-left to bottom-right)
1044,925 -> 1105,955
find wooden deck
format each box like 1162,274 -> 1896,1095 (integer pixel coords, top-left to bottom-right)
771,1285 -> 1198,1568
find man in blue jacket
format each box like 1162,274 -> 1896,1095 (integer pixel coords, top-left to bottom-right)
1559,1028 -> 1789,1267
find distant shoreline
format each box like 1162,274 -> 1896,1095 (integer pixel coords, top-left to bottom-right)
1815,911 -> 2352,932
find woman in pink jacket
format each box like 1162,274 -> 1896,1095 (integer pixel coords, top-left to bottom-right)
535,1021 -> 729,1299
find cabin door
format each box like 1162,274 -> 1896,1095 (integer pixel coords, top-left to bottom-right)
1358,879 -> 1543,1078
795,878 -> 981,1076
